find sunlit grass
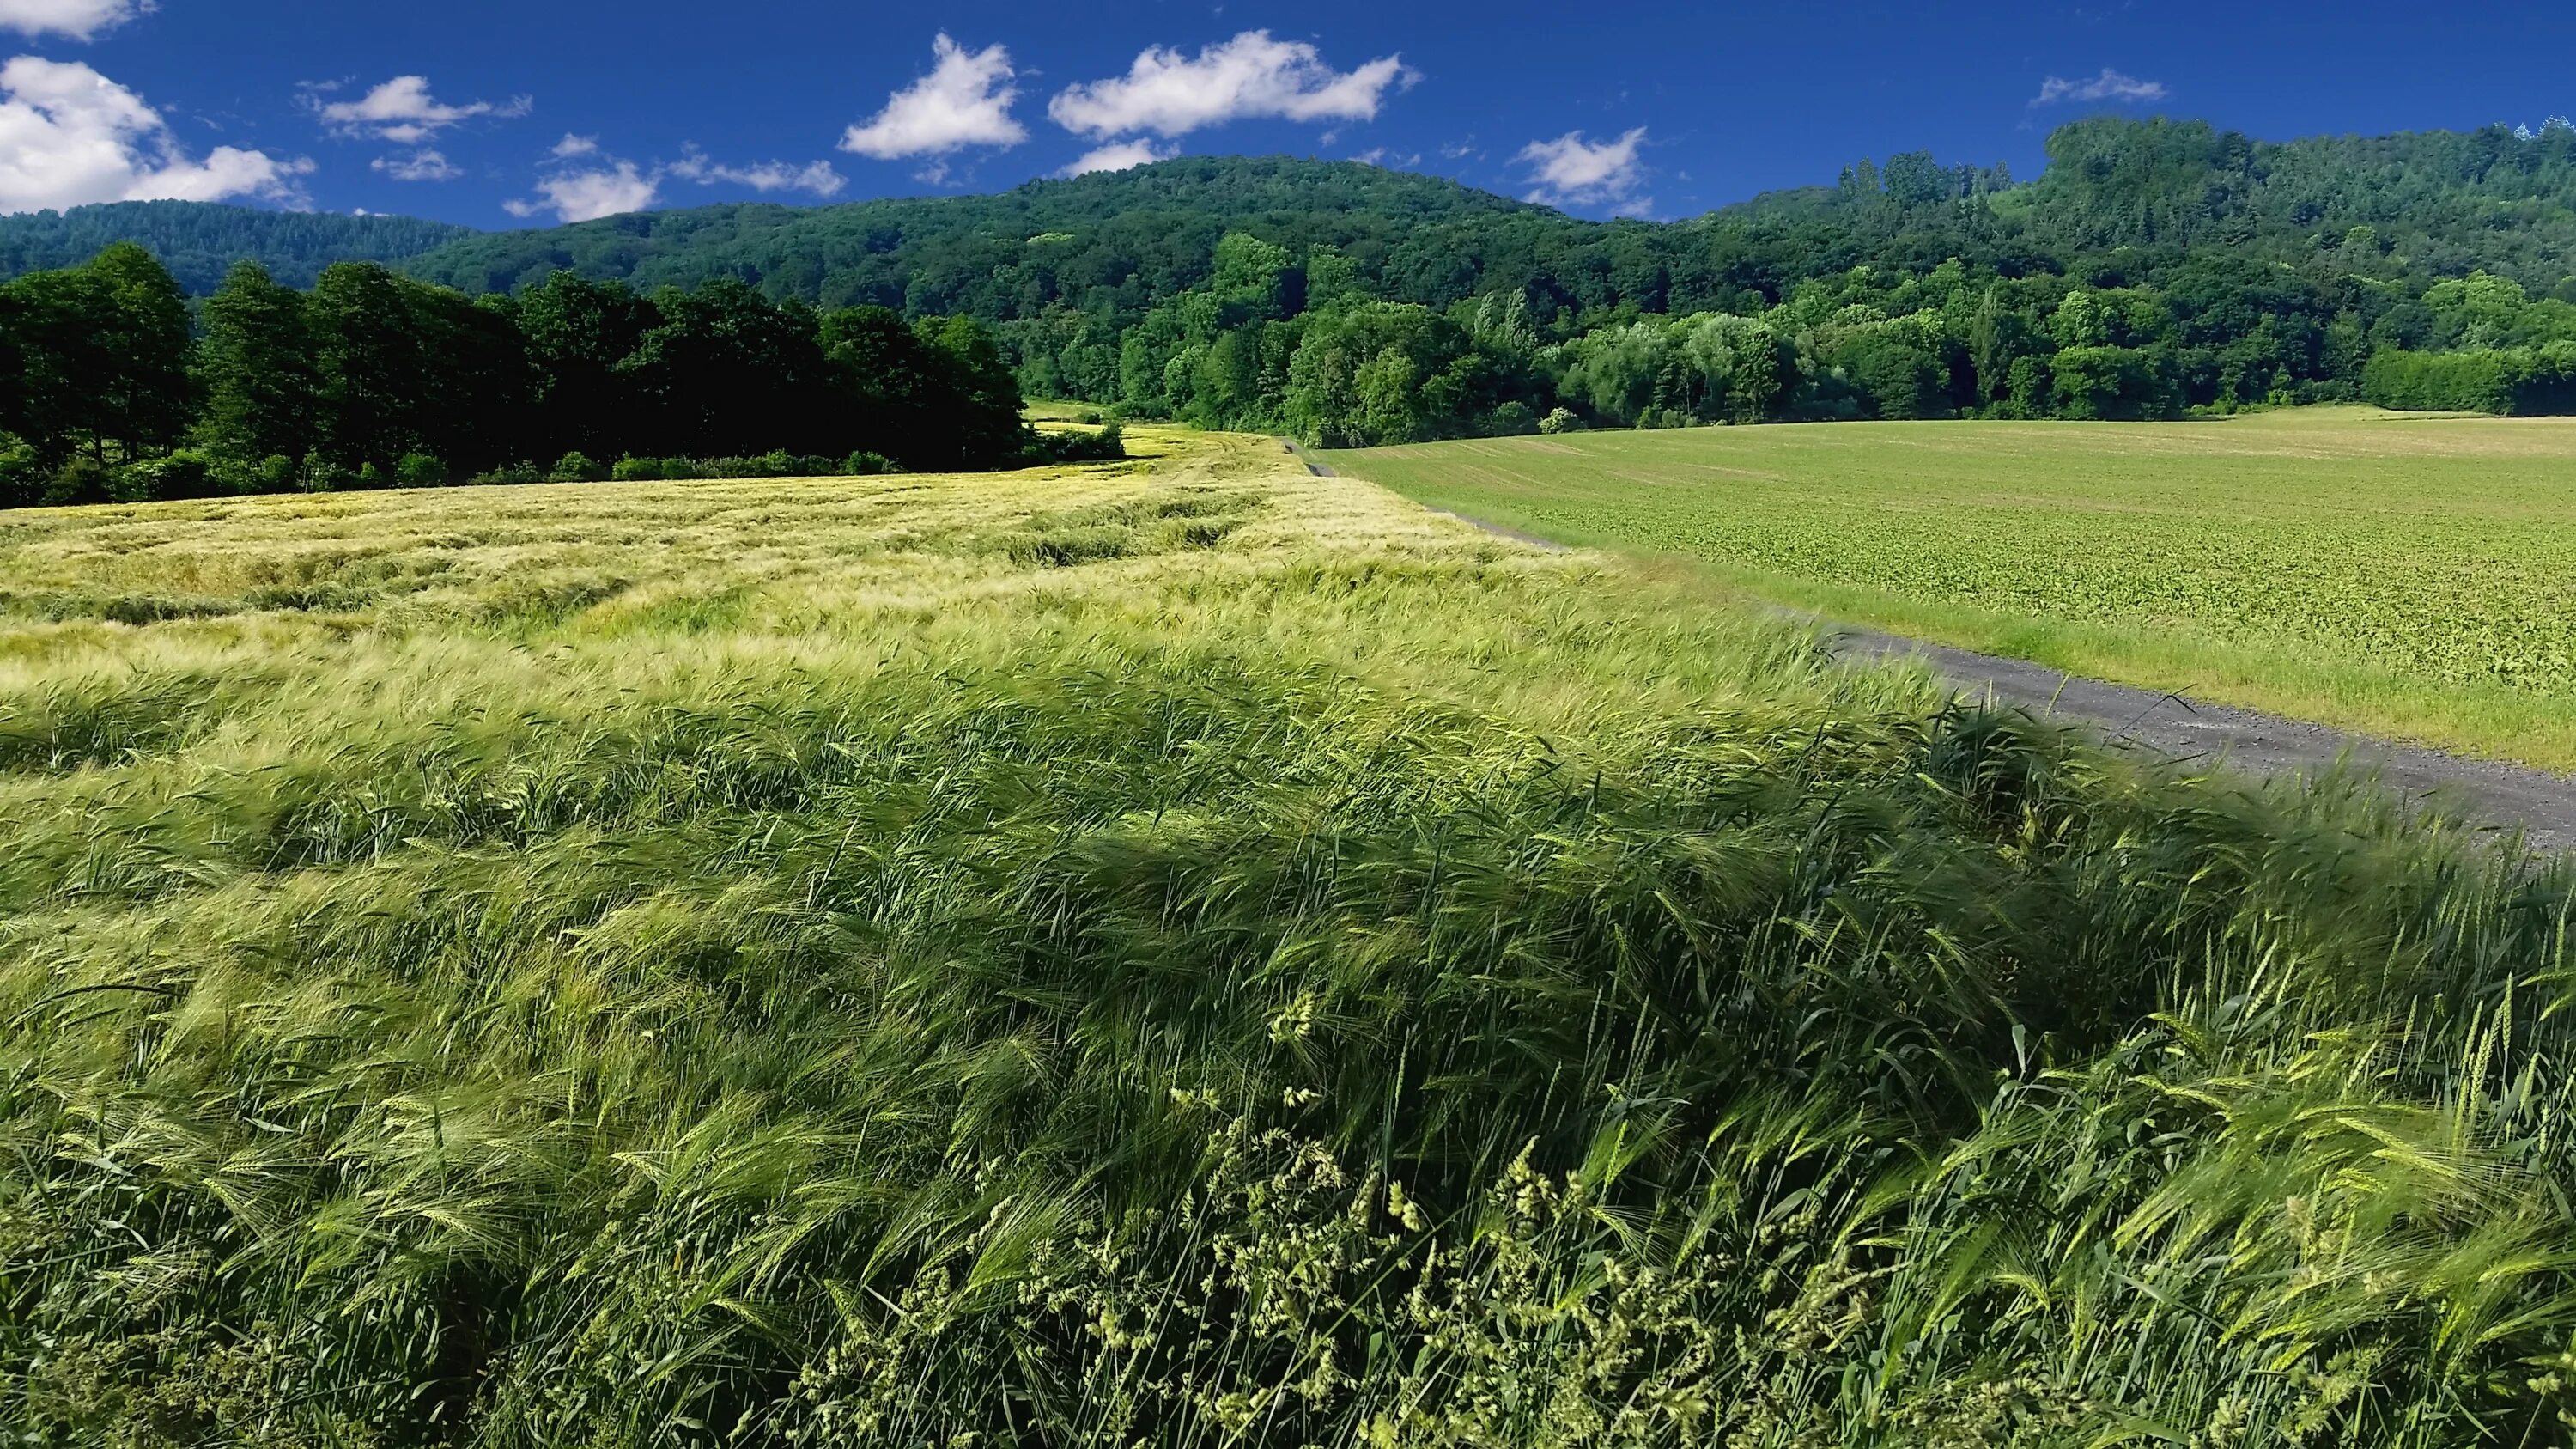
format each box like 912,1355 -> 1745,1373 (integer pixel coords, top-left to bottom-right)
1332,406 -> 2576,770
2,427 -> 2573,1446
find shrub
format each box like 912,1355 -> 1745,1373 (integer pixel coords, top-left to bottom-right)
842,451 -> 899,476
110,450 -> 222,504
394,454 -> 448,489
2363,344 -> 2576,415
354,462 -> 386,490
41,455 -> 112,508
1539,407 -> 1584,435
251,454 -> 298,495
298,456 -> 350,494
0,434 -> 48,508
471,462 -> 546,486
1027,423 -> 1127,466
611,456 -> 668,482
550,451 -> 606,484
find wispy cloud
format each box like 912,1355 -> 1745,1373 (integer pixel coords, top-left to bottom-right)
317,75 -> 530,144
507,137 -> 845,223
1057,138 -> 1175,177
2031,68 -> 2167,107
1516,126 -> 1650,213
668,145 -> 845,198
372,148 -> 460,182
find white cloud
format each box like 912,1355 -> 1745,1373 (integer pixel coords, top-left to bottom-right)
841,33 -> 1025,160
2032,69 -> 2168,107
372,148 -> 459,182
505,159 -> 655,223
1349,147 -> 1421,168
0,56 -> 310,213
1048,30 -> 1416,139
668,145 -> 844,198
1057,138 -> 1176,176
507,139 -> 845,223
319,75 -> 530,144
1516,126 -> 1649,210
0,0 -> 150,40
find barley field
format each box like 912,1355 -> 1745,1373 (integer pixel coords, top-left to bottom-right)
1330,408 -> 2576,770
3,429 -> 2575,1446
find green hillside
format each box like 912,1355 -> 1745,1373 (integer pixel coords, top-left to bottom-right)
0,200 -> 472,293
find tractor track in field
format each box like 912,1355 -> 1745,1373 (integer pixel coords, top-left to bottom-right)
1286,441 -> 2576,851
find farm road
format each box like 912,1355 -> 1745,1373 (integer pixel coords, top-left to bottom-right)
1288,443 -> 2576,851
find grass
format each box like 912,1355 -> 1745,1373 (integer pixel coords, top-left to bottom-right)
1327,406 -> 2576,771
2,428 -> 2574,1446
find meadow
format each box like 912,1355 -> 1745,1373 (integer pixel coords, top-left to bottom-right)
1329,408 -> 2576,770
3,429 -> 2575,1446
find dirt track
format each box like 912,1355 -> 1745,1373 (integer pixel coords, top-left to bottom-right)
1291,444 -> 2576,851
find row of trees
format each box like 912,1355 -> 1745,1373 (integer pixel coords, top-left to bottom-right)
0,243 -> 1073,508
1002,213 -> 2576,444
1012,232 -> 2342,444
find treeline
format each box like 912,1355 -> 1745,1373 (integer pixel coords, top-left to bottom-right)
970,122 -> 2576,437
0,243 -> 1109,508
19,116 -> 2576,463
999,129 -> 2576,440
0,200 -> 473,292
1036,233 -> 2295,442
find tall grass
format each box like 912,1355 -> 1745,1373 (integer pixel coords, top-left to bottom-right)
0,429 -> 2571,1446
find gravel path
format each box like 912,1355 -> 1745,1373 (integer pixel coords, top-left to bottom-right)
1292,444 -> 2576,849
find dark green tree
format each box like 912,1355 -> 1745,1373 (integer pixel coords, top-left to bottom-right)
197,261 -> 319,465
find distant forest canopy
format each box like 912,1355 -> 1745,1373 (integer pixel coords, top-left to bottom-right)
0,243 -> 1113,508
6,115 -> 2576,458
0,201 -> 475,293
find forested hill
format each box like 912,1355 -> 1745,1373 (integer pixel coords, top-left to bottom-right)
400,156 -> 1549,307
15,116 -> 2576,467
397,118 -> 2576,317
15,119 -> 2576,313
0,201 -> 472,292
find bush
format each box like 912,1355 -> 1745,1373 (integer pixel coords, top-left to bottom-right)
842,451 -> 900,476
394,454 -> 448,489
41,456 -> 112,508
252,455 -> 298,495
298,457 -> 350,494
550,451 -> 606,484
1026,423 -> 1127,466
1539,407 -> 1584,435
0,435 -> 48,508
2050,345 -> 2181,421
2362,345 -> 2576,415
354,462 -> 386,490
110,450 -> 223,504
471,462 -> 546,486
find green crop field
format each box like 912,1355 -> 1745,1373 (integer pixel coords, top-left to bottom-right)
1329,408 -> 2576,771
5,429 -> 2576,1446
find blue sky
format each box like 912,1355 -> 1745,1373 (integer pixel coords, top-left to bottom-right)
2,0 -> 2572,228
